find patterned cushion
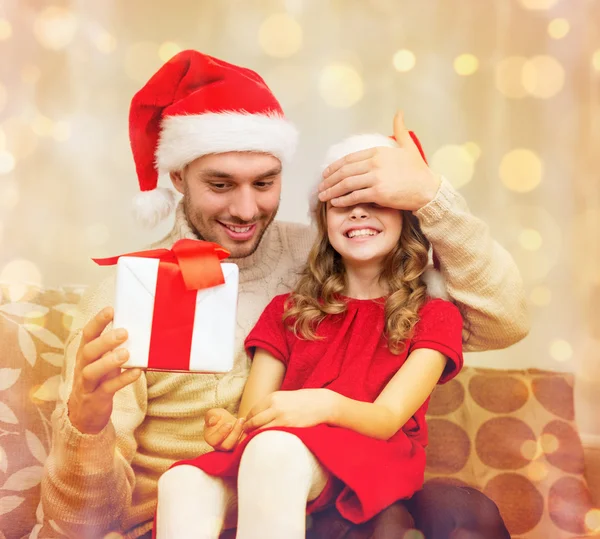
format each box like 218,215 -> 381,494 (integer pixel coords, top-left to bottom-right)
0,284 -> 83,539
425,367 -> 599,538
0,283 -> 597,538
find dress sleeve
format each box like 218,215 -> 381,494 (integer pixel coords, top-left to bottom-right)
244,294 -> 291,364
409,299 -> 464,384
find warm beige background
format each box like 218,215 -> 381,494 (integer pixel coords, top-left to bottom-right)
0,1 -> 598,439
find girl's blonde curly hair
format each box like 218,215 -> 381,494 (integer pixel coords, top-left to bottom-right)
283,200 -> 431,354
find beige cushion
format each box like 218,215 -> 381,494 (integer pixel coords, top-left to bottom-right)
0,285 -> 83,539
425,367 -> 598,538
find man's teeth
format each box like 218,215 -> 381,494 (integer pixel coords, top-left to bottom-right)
225,224 -> 252,233
347,229 -> 378,238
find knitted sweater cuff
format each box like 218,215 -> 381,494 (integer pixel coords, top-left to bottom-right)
414,176 -> 462,226
56,406 -> 118,473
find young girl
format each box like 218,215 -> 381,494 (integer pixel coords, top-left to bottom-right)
155,133 -> 463,539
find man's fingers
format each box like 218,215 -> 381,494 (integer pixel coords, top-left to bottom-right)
329,187 -> 377,209
80,350 -> 129,393
318,173 -> 374,204
80,308 -> 114,347
320,148 -> 376,186
219,418 -> 245,451
99,368 -> 142,395
393,110 -> 414,148
79,328 -> 129,368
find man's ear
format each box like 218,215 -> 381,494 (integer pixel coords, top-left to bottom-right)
170,170 -> 185,195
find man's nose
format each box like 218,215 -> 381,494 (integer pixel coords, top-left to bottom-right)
229,187 -> 259,222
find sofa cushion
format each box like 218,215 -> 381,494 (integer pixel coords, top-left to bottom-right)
0,284 -> 83,539
425,366 -> 599,538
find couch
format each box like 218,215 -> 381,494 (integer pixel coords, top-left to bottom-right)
1,283 -> 599,539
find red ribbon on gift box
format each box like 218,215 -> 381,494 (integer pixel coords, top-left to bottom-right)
93,239 -> 230,371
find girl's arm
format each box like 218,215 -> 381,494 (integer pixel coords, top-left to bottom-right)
238,348 -> 286,418
328,348 -> 447,440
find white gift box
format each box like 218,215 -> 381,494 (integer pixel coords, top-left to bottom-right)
113,256 -> 239,373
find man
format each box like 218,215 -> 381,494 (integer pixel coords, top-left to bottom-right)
40,50 -> 526,538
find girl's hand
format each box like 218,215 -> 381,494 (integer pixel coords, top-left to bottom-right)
204,408 -> 246,451
243,389 -> 337,433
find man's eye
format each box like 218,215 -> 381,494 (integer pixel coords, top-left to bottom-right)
255,181 -> 274,188
211,183 -> 228,190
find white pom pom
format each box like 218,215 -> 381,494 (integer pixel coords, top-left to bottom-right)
422,267 -> 449,300
132,188 -> 176,228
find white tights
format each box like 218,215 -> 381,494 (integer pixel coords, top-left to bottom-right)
156,430 -> 329,539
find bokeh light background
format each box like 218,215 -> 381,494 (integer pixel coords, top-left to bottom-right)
0,1 -> 599,443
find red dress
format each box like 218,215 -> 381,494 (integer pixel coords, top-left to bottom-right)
173,295 -> 463,524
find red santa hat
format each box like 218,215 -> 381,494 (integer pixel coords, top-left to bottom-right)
311,132 -> 448,299
129,50 -> 299,227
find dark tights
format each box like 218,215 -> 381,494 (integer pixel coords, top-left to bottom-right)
308,483 -> 511,539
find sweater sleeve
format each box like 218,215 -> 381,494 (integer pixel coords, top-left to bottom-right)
40,275 -> 147,537
414,177 -> 530,352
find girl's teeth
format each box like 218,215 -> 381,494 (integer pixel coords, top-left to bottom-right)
347,229 -> 377,238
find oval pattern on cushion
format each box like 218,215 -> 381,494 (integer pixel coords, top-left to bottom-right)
532,375 -> 575,420
548,476 -> 596,534
428,379 -> 465,416
469,374 -> 529,413
543,420 -> 585,474
484,473 -> 544,536
426,418 -> 471,474
476,417 -> 536,470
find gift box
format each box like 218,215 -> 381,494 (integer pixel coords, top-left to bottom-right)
94,239 -> 238,373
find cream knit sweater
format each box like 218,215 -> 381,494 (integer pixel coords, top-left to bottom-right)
40,178 -> 529,538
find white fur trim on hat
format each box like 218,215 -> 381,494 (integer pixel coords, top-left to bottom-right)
422,267 -> 449,300
309,134 -> 399,216
156,112 -> 299,173
132,187 -> 177,228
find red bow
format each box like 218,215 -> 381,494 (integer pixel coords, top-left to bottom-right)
93,239 -> 230,290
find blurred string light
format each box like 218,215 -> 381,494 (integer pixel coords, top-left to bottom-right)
518,228 -> 543,251
495,55 -> 564,99
33,6 -> 78,50
500,149 -> 543,192
547,18 -> 570,39
463,142 -> 481,160
518,0 -> 559,9
593,50 -> 600,71
93,30 -> 117,54
530,285 -> 552,306
522,55 -> 565,98
0,150 -> 15,175
431,144 -> 478,188
392,49 -> 416,72
319,64 -> 363,108
527,461 -> 548,482
454,54 -> 479,76
0,260 -> 42,302
549,339 -> 573,362
258,14 -> 303,58
511,206 -> 562,282
159,42 -> 182,62
586,509 -> 600,534
0,18 -> 11,40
